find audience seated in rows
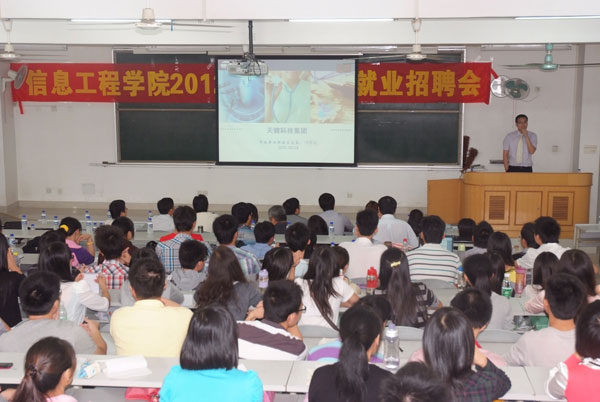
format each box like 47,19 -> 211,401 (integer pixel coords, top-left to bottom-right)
523,251 -> 559,314
153,197 -> 175,232
209,214 -> 261,276
156,206 -> 201,274
170,239 -> 208,291
407,208 -> 424,240
192,194 -> 218,233
59,217 -> 95,268
263,247 -> 294,281
513,221 -> 538,260
457,217 -> 475,242
517,216 -> 569,269
267,205 -> 288,235
84,225 -> 129,289
340,209 -> 386,279
241,221 -> 275,260
285,222 -> 310,277
283,197 -> 307,226
0,271 -> 106,354
373,196 -> 418,248
462,220 -> 493,260
232,202 -> 256,246
105,199 -> 128,225
317,193 -> 353,236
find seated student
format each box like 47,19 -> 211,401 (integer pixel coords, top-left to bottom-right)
305,215 -> 328,260
283,197 -> 307,225
194,246 -> 262,321
110,257 -> 192,357
379,362 -> 451,402
232,202 -> 256,246
513,222 -> 538,260
120,248 -> 184,306
263,247 -> 294,281
462,220 -> 493,260
340,209 -> 387,279
524,252 -> 559,314
464,253 -> 512,330
488,231 -> 516,282
558,249 -> 600,304
307,295 -> 391,363
152,197 -> 175,232
383,247 -> 441,329
373,196 -> 418,248
364,200 -> 379,213
58,217 -> 95,268
410,288 -> 508,367
423,308 -> 511,402
457,217 -> 476,241
10,337 -> 77,402
407,215 -> 461,284
547,300 -> 600,401
248,203 -> 259,225
308,304 -> 392,402
295,247 -> 358,330
285,222 -> 310,278
238,280 -> 307,360
517,216 -> 570,270
317,192 -> 353,236
159,304 -> 263,402
332,246 -> 361,296
39,241 -> 110,325
105,199 -> 127,225
505,273 -> 586,367
209,215 -> 261,277
241,221 -> 275,260
156,206 -> 202,274
192,194 -> 218,233
84,225 -> 128,289
407,208 -> 424,240
268,205 -> 288,235
0,234 -> 24,328
0,271 -> 106,354
98,216 -> 139,265
170,239 -> 208,292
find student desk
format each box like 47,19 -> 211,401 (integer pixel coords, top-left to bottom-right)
525,366 -> 566,401
433,288 -> 543,317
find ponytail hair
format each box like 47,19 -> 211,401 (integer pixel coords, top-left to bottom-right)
335,305 -> 382,402
58,217 -> 82,237
12,337 -> 76,402
304,247 -> 338,320
382,248 -> 423,326
463,254 -> 494,295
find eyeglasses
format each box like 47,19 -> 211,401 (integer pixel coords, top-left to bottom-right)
298,306 -> 307,313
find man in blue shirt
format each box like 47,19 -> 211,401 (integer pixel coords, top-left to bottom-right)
241,221 -> 275,260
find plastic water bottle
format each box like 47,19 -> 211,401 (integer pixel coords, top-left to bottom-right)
147,217 -> 154,234
59,303 -> 68,320
85,210 -> 91,221
53,216 -> 59,230
8,233 -> 16,248
251,220 -> 256,231
85,218 -> 92,234
107,209 -> 112,219
515,264 -> 526,296
328,221 -> 334,238
258,269 -> 269,293
30,223 -> 36,231
383,323 -> 400,370
92,222 -> 98,233
366,266 -> 378,295
21,215 -> 27,231
148,210 -> 153,221
402,238 -> 409,251
41,210 -> 47,223
456,266 -> 466,289
501,273 -> 512,299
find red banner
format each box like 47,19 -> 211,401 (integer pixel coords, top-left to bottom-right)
358,62 -> 494,104
10,63 -> 215,103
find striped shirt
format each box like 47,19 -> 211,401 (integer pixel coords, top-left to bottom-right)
237,319 -> 307,361
156,233 -> 195,274
406,243 -> 461,283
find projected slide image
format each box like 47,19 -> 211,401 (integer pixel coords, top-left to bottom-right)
219,75 -> 265,122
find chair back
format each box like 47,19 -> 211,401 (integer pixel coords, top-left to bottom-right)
477,329 -> 521,343
299,325 -> 338,338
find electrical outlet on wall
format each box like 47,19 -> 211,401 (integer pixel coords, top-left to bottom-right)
346,192 -> 353,199
46,187 -> 52,194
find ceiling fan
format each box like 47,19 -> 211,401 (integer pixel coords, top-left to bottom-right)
504,43 -> 600,71
71,7 -> 232,31
358,18 -> 452,63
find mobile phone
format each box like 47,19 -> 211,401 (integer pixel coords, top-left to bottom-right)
0,362 -> 13,369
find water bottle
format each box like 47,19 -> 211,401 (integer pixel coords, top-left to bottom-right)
21,215 -> 27,231
147,217 -> 154,234
85,219 -> 92,234
85,210 -> 91,221
383,323 -> 400,370
258,269 -> 269,293
92,222 -> 98,233
366,266 -> 378,295
515,264 -> 526,296
59,302 -> 68,320
53,216 -> 59,230
328,221 -> 334,238
30,223 -> 36,231
501,273 -> 512,299
41,209 -> 47,223
12,250 -> 22,268
456,266 -> 466,289
148,210 -> 153,220
402,237 -> 409,251
250,220 -> 256,230
8,233 -> 16,248
107,209 -> 112,219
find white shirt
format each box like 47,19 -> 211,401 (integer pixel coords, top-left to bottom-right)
61,281 -> 109,325
340,237 -> 387,279
152,214 -> 175,232
505,327 -> 575,368
372,214 -> 419,248
318,210 -> 353,235
517,242 -> 570,270
295,277 -> 354,329
193,211 -> 218,233
488,292 -> 514,330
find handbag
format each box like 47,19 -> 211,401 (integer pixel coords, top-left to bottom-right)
125,387 -> 161,402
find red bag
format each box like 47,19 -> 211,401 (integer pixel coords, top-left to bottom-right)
125,387 -> 160,401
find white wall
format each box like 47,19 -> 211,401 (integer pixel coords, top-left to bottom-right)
0,62 -> 18,209
7,45 -> 600,220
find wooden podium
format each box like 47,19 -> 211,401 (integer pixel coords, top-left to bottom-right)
428,172 -> 592,239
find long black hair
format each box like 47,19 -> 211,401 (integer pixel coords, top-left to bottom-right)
12,337 -> 76,402
487,231 -> 514,267
463,254 -> 494,296
335,304 -> 382,402
38,241 -> 73,282
303,246 -> 339,320
382,247 -> 424,326
194,246 -> 246,308
532,252 -> 558,290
